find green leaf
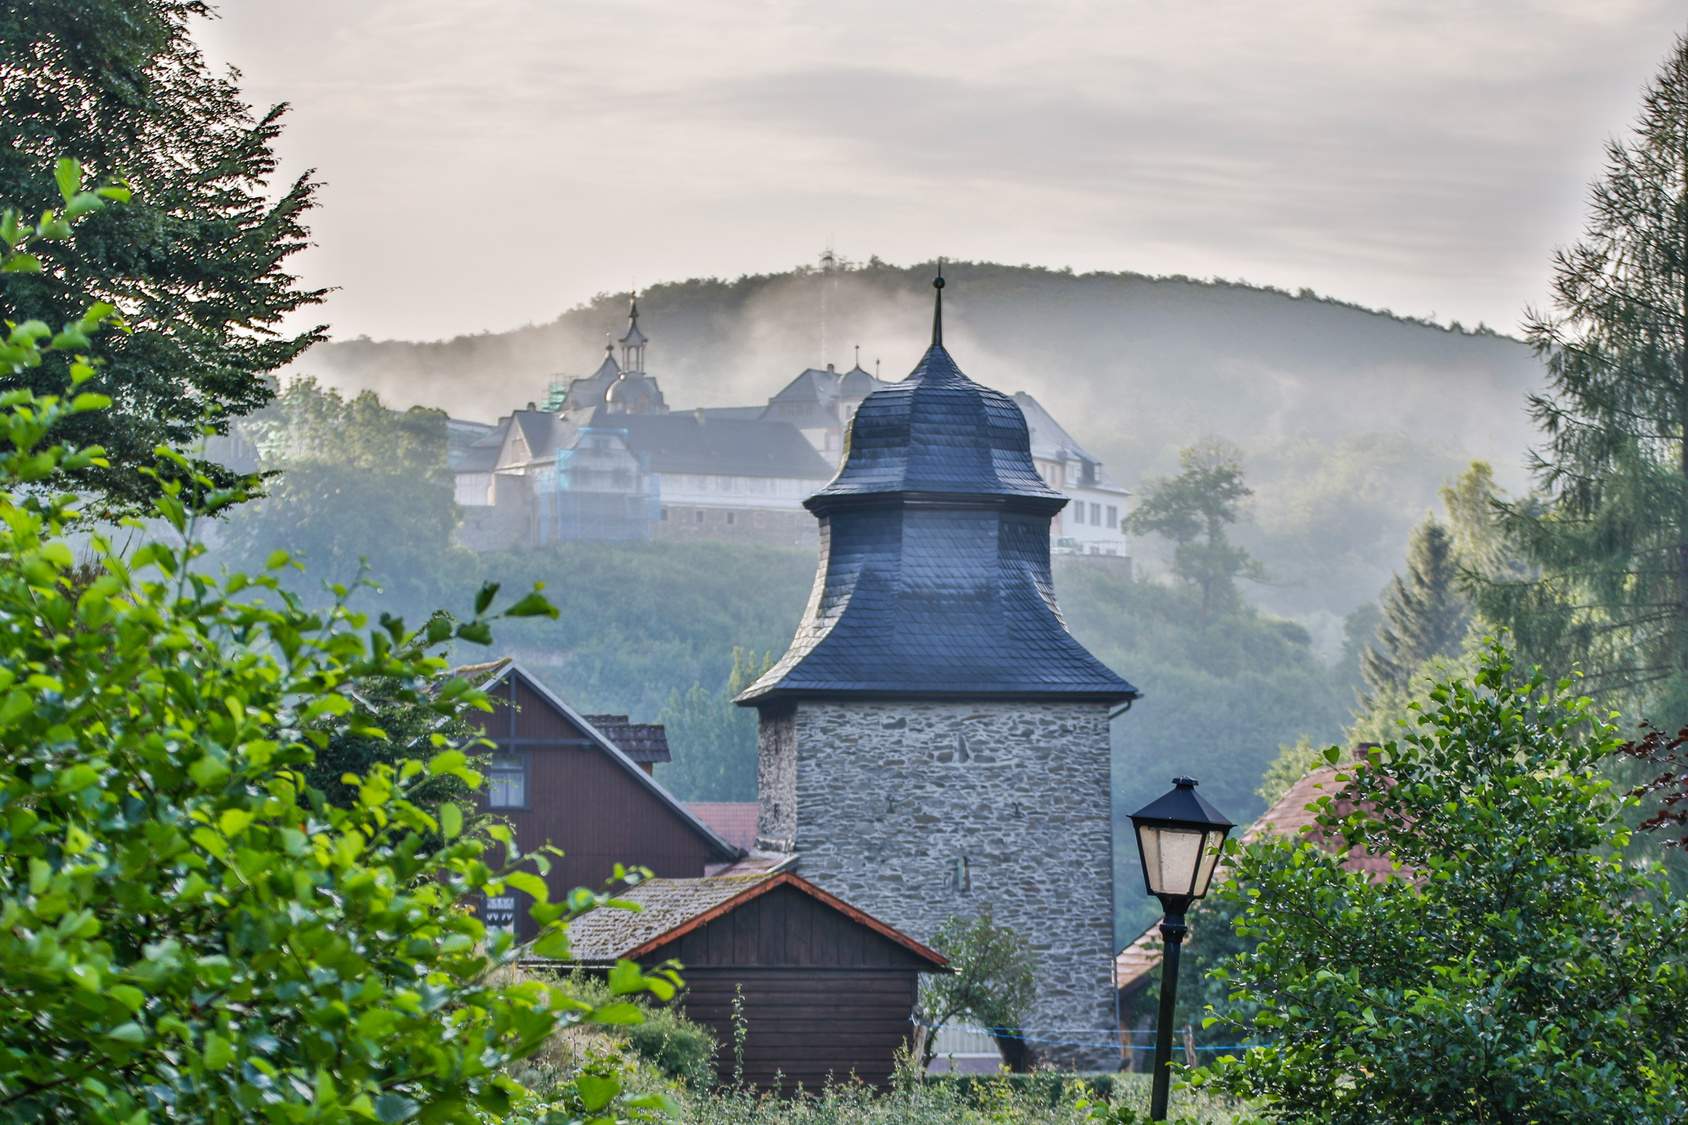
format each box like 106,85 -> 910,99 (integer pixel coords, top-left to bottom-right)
608,959 -> 646,995
104,1022 -> 146,1043
455,621 -> 492,645
473,581 -> 500,615
374,1092 -> 421,1123
532,929 -> 572,960
590,1002 -> 644,1025
64,192 -> 105,220
504,870 -> 549,902
575,1073 -> 620,1112
55,158 -> 80,203
504,591 -> 558,618
439,803 -> 462,839
2,254 -> 41,273
203,1031 -> 235,1070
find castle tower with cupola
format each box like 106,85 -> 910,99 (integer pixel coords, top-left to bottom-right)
737,275 -> 1136,1066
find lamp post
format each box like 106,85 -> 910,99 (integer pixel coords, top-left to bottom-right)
1129,776 -> 1234,1121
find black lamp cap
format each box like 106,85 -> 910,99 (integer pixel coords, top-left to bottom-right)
1129,775 -> 1234,831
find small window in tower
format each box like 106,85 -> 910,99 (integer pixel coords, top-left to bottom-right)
487,750 -> 527,808
660,507 -> 669,521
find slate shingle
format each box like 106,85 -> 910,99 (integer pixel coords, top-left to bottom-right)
737,342 -> 1137,704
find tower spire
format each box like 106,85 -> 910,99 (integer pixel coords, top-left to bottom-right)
932,259 -> 945,347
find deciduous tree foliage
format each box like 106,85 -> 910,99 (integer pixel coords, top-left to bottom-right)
1123,440 -> 1265,624
0,168 -> 675,1125
1196,644 -> 1688,1123
1485,35 -> 1688,722
917,910 -> 1038,1072
0,0 -> 324,513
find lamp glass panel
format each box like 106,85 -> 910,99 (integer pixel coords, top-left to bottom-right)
1139,824 -> 1206,897
1192,828 -> 1227,899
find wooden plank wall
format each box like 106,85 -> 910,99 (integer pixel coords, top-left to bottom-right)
674,967 -> 917,1090
647,884 -> 932,1089
469,672 -> 721,936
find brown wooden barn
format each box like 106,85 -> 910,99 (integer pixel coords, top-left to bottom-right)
565,872 -> 948,1089
466,662 -> 741,937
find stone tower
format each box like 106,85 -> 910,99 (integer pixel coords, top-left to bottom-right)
736,276 -> 1137,1067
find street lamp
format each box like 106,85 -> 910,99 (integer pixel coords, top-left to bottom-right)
1129,776 -> 1234,1121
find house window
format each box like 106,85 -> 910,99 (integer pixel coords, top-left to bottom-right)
660,507 -> 669,521
695,510 -> 704,523
483,894 -> 517,936
1107,505 -> 1118,528
726,511 -> 736,525
488,750 -> 526,808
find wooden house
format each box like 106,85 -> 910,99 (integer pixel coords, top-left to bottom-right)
565,872 -> 948,1090
466,662 -> 741,937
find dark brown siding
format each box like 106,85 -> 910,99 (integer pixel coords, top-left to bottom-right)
669,968 -> 916,1090
470,671 -> 722,936
644,884 -> 932,1089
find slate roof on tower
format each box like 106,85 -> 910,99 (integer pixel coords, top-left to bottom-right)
736,277 -> 1137,705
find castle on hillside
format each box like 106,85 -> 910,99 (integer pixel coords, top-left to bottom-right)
736,276 -> 1137,1068
451,298 -> 1131,559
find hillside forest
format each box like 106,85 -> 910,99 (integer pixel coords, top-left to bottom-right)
207,271 -> 1529,939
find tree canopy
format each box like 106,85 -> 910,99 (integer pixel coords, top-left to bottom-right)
1124,439 -> 1265,623
1196,644 -> 1688,1123
0,0 -> 323,514
1483,35 -> 1688,724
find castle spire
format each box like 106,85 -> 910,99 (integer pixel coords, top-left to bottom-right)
619,293 -> 648,372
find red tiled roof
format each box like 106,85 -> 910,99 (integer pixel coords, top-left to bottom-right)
686,802 -> 759,850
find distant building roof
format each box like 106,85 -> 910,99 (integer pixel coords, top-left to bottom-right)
584,714 -> 671,764
594,408 -> 835,479
1013,392 -> 1127,495
563,872 -> 948,967
686,802 -> 759,850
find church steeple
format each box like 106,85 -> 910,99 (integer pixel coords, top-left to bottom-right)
619,295 -> 648,373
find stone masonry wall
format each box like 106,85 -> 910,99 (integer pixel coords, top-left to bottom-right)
757,699 -> 1117,1070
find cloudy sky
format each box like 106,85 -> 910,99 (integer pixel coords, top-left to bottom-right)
198,0 -> 1688,343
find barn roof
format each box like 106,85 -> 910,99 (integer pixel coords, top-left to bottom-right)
564,871 -> 948,967
472,661 -> 740,862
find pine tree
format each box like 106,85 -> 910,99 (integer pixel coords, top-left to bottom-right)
1361,516 -> 1470,697
1475,35 -> 1688,719
0,1 -> 323,514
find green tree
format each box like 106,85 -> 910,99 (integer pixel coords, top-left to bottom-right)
917,909 -> 1038,1072
0,1 -> 323,513
658,648 -> 770,801
1195,644 -> 1688,1122
1124,440 -> 1265,623
0,385 -> 681,1124
1480,36 -> 1688,722
0,163 -> 678,1124
1359,515 -> 1469,698
224,378 -> 463,612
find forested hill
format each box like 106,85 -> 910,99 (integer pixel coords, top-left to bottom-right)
299,260 -> 1543,488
